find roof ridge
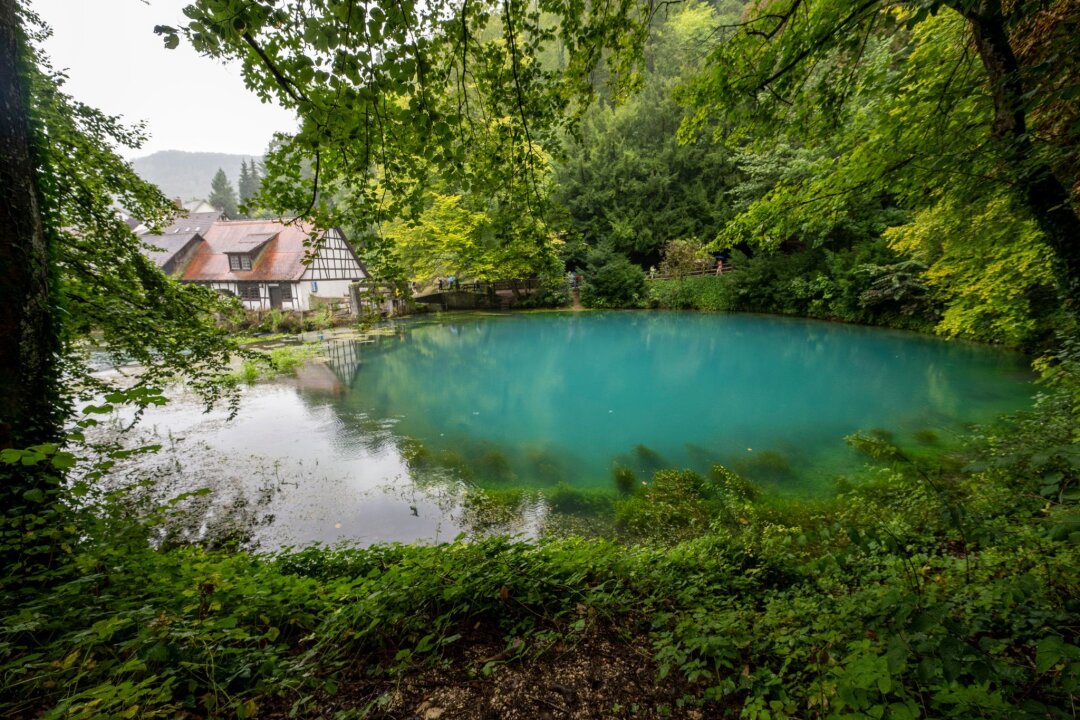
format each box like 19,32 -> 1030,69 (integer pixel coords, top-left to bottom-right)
212,218 -> 302,224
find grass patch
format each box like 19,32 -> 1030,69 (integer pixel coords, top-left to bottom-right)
227,343 -> 319,384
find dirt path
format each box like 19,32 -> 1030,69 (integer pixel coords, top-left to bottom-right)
571,287 -> 584,311
267,623 -> 733,719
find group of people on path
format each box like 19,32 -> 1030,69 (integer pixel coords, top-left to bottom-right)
435,275 -> 484,292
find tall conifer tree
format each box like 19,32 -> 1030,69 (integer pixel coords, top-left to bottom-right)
236,160 -> 251,217
207,167 -> 238,218
238,158 -> 260,216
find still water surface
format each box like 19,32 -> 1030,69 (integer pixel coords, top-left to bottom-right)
116,312 -> 1034,547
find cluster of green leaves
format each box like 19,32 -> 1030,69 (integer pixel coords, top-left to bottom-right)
673,1 -> 1075,346
379,184 -> 561,286
18,10 -> 239,412
578,244 -> 647,308
647,242 -> 938,334
4,381 -> 1079,718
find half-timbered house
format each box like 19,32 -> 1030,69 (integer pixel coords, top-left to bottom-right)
137,212 -> 368,311
138,210 -> 224,276
179,219 -> 368,311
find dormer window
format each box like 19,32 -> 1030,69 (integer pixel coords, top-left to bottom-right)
228,254 -> 253,271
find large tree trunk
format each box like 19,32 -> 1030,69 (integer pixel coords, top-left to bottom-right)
0,0 -> 63,579
0,0 -> 57,454
959,0 -> 1080,304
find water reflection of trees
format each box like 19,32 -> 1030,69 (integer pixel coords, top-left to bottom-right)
318,313 -> 1031,492
86,427 -> 283,550
286,313 -> 1033,537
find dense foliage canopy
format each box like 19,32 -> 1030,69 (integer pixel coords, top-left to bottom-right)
1,0 -> 1079,717
158,0 -> 1078,346
1,0 -> 237,590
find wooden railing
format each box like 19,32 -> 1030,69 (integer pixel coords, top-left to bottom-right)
423,277 -> 540,294
646,265 -> 736,281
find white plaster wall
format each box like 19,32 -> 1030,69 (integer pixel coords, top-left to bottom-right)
294,279 -> 350,312
207,281 -> 303,311
308,279 -> 353,298
296,280 -> 314,312
298,278 -> 353,311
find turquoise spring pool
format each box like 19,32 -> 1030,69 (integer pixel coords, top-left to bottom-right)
106,311 -> 1035,546
337,311 -> 1034,494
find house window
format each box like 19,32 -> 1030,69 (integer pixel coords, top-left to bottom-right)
228,254 -> 253,271
281,284 -> 293,301
239,284 -> 261,301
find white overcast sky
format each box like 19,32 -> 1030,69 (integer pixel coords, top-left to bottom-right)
30,0 -> 297,157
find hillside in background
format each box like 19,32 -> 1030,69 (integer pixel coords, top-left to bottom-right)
131,150 -> 260,202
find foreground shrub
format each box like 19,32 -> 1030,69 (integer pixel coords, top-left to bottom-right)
648,275 -> 735,311
2,391 -> 1079,718
579,245 -> 647,309
517,274 -> 571,308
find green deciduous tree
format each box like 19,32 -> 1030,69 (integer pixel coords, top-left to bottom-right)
1,4 -> 237,577
579,244 -> 647,308
679,0 -> 1080,304
659,237 -> 712,278
553,2 -> 740,266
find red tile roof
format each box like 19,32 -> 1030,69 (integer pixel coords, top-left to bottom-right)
181,219 -> 318,282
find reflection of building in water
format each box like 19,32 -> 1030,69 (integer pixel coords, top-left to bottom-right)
295,340 -> 365,394
324,340 -> 364,385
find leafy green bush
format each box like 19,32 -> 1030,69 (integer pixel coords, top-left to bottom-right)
647,243 -> 945,337
236,359 -> 261,384
227,344 -> 315,384
647,275 -> 735,310
545,483 -> 616,516
303,306 -> 335,331
659,238 -> 712,278
579,245 -> 647,309
267,345 -> 313,374
4,390 -> 1080,718
516,273 -> 571,308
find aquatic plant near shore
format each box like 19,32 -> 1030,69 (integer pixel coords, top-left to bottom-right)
3,388 -> 1079,718
226,344 -> 319,384
612,464 -> 637,494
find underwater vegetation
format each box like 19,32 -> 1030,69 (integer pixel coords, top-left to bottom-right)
612,464 -> 638,494
914,429 -> 940,445
732,449 -> 795,485
545,484 -> 617,517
